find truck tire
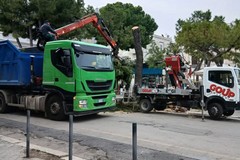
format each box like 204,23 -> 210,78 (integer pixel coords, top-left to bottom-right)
207,103 -> 223,120
0,93 -> 8,113
223,109 -> 235,117
139,99 -> 153,113
45,95 -> 66,121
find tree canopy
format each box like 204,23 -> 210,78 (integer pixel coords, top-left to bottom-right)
98,2 -> 158,86
0,1 -> 158,51
0,1 -> 158,87
99,2 -> 158,50
175,10 -> 240,68
0,0 -> 86,47
145,41 -> 182,69
146,41 -> 165,68
114,57 -> 134,89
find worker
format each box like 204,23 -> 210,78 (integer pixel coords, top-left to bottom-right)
39,20 -> 57,41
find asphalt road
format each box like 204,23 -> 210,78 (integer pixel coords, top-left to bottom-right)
1,109 -> 240,160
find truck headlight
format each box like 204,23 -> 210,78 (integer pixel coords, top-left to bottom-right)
112,96 -> 116,103
79,100 -> 87,108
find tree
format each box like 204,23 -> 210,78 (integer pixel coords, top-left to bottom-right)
225,19 -> 240,65
0,0 -> 86,47
175,10 -> 240,68
146,40 -> 165,68
132,26 -> 143,86
0,0 -> 37,47
145,41 -> 182,68
98,2 -> 158,88
99,2 -> 158,51
47,0 -> 91,40
114,57 -> 134,89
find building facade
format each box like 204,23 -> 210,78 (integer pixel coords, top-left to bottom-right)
118,34 -> 172,61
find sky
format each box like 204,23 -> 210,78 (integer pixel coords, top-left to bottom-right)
84,0 -> 240,39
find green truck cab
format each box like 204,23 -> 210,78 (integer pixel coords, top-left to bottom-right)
43,40 -> 116,120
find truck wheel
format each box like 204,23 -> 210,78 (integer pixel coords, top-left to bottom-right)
0,94 -> 8,113
223,109 -> 235,117
45,95 -> 66,121
139,99 -> 153,113
207,103 -> 223,120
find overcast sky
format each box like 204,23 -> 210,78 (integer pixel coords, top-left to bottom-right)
84,0 -> 240,39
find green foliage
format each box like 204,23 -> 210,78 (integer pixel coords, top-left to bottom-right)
175,10 -> 240,66
99,2 -> 158,50
0,0 -> 86,44
0,1 -> 158,49
98,2 -> 157,86
0,1 -> 157,84
49,0 -> 93,40
114,57 -> 134,88
167,42 -> 182,55
146,41 -> 182,68
0,0 -> 35,39
146,41 -> 165,68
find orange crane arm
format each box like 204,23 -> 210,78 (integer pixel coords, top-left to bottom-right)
55,13 -> 118,52
165,55 -> 183,88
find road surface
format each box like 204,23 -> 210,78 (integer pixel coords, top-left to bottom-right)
0,109 -> 240,160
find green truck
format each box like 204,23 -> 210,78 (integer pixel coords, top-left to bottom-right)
0,14 -> 117,120
0,40 -> 116,120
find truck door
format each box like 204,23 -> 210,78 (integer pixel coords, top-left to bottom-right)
51,48 -> 75,92
205,70 -> 236,101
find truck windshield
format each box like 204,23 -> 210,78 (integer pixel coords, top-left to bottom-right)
75,51 -> 113,71
234,69 -> 240,85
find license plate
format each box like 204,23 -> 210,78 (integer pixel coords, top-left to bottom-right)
98,99 -> 104,103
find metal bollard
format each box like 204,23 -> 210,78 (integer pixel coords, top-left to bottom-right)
132,123 -> 137,160
26,110 -> 30,158
69,114 -> 73,160
200,85 -> 205,121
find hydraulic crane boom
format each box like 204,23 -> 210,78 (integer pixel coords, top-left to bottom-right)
165,55 -> 191,89
165,55 -> 183,88
165,55 -> 197,89
55,13 -> 118,53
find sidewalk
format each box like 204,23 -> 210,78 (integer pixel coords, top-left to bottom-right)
0,135 -> 84,160
0,135 -> 42,160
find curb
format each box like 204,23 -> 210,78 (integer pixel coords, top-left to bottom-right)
0,135 -> 85,160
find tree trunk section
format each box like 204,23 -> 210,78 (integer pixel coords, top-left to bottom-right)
113,47 -> 119,59
194,59 -> 203,82
214,56 -> 224,66
16,38 -> 22,48
29,26 -> 33,47
132,26 -> 143,87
